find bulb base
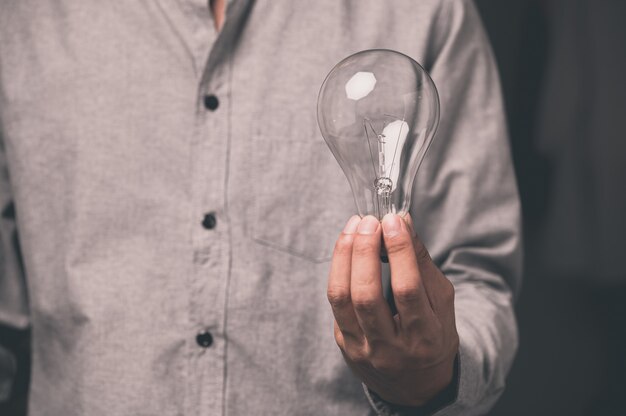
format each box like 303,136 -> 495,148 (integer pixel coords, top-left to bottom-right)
374,177 -> 393,219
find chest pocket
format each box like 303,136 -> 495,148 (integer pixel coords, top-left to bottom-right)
250,126 -> 355,263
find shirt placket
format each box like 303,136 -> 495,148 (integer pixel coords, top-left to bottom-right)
188,62 -> 233,414
174,2 -> 233,415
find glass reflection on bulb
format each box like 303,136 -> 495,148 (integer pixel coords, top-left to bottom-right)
317,49 -> 440,219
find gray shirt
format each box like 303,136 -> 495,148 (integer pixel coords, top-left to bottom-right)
0,1 -> 521,415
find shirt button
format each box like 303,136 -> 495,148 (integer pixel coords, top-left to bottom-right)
196,331 -> 214,348
202,212 -> 217,230
203,94 -> 219,111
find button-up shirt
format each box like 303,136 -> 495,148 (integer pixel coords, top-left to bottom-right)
0,1 -> 521,415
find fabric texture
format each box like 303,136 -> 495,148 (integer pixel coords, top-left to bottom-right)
0,1 -> 521,415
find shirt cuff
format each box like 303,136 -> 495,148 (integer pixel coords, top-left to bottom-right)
364,354 -> 460,416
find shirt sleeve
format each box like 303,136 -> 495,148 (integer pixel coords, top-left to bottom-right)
367,1 -> 522,415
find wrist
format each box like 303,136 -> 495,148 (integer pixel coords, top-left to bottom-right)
367,354 -> 460,415
373,349 -> 459,407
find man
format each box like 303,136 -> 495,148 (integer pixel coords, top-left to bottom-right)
0,1 -> 521,415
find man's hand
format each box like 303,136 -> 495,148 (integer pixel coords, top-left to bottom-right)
327,214 -> 459,407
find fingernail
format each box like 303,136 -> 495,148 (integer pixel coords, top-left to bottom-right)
382,214 -> 401,237
343,215 -> 361,234
357,216 -> 379,235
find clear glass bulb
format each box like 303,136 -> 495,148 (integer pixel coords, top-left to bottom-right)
317,49 -> 440,219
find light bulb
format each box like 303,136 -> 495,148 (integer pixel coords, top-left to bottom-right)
317,49 -> 440,220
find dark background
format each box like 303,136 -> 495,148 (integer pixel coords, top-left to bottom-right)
1,1 -> 624,415
478,1 -> 625,415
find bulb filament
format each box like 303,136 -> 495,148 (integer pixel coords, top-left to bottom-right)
377,133 -> 386,178
364,118 -> 398,218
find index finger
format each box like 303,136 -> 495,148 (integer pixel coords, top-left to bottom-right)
350,216 -> 395,342
381,213 -> 434,329
327,215 -> 364,342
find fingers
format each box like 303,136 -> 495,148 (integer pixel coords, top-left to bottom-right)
381,214 -> 435,329
403,214 -> 431,267
403,214 -> 455,317
350,216 -> 394,341
328,215 -> 363,341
